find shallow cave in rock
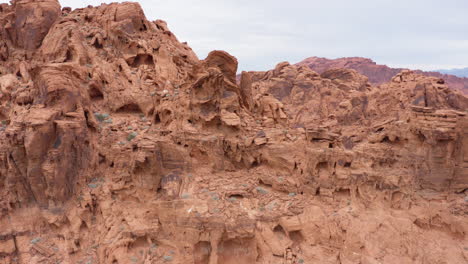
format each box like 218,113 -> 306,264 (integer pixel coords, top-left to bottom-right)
194,241 -> 211,264
127,54 -> 154,68
116,103 -> 143,114
89,86 -> 104,101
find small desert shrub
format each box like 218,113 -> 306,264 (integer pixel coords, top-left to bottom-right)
127,132 -> 138,141
163,255 -> 173,262
30,237 -> 41,244
94,112 -> 109,122
256,187 -> 268,194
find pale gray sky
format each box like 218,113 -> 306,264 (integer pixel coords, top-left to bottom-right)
2,0 -> 468,71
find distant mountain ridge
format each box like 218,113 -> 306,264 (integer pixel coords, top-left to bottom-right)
437,68 -> 468,78
297,57 -> 468,94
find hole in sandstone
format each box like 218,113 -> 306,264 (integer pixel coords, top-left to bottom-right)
316,161 -> 329,179
130,236 -> 148,249
289,230 -> 304,244
273,225 -> 286,235
381,136 -> 400,143
315,187 -> 321,196
127,54 -> 154,68
335,188 -> 351,198
317,161 -> 328,169
65,49 -> 74,62
89,85 -> 104,101
110,162 -> 114,168
154,113 -> 161,124
194,241 -> 211,264
258,179 -> 272,188
251,160 -> 260,168
273,225 -> 288,242
139,22 -> 147,32
328,143 -> 334,148
391,191 -> 404,203
228,194 -> 244,199
83,110 -> 96,131
116,103 -> 143,114
217,238 -> 255,264
344,162 -> 351,168
154,109 -> 173,126
99,154 -> 106,164
79,221 -> 88,232
92,38 -> 103,49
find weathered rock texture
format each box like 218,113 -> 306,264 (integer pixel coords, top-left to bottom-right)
0,1 -> 467,264
298,56 -> 468,95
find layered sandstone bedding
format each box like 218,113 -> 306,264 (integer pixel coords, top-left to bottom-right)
0,1 -> 467,264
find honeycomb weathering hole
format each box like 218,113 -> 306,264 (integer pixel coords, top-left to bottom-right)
194,241 -> 211,264
116,103 -> 143,114
127,54 -> 154,68
217,238 -> 257,264
89,86 -> 104,100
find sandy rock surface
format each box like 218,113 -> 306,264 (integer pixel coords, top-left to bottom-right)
0,1 -> 467,264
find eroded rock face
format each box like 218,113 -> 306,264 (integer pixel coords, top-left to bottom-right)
2,0 -> 61,51
0,1 -> 467,264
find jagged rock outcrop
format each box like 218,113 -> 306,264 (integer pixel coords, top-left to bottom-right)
0,1 -> 467,264
1,0 -> 61,52
298,56 -> 468,95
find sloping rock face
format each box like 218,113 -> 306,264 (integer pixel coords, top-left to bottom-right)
298,56 -> 468,95
0,1 -> 467,264
240,64 -> 468,263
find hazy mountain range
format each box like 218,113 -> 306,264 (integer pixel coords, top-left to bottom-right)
436,68 -> 468,78
297,57 -> 468,94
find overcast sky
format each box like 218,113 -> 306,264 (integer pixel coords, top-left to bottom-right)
2,0 -> 468,71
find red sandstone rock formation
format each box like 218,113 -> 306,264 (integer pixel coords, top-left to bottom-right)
0,1 -> 467,264
298,56 -> 468,94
